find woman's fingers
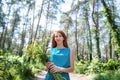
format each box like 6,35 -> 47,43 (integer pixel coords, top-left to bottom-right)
46,62 -> 61,73
48,63 -> 53,69
50,65 -> 61,73
49,64 -> 54,69
50,66 -> 56,73
46,62 -> 53,69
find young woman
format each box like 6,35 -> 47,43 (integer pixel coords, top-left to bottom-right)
45,30 -> 74,80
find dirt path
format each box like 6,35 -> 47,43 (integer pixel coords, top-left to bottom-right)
34,71 -> 92,80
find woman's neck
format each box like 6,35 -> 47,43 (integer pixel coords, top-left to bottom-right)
56,44 -> 64,48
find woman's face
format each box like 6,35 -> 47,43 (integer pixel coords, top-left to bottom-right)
54,32 -> 64,45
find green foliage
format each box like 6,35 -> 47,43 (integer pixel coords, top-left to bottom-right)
104,59 -> 120,70
0,52 -> 34,80
90,74 -> 105,80
74,60 -> 89,74
90,70 -> 120,80
39,52 -> 50,65
31,63 -> 44,75
52,73 -> 67,80
85,59 -> 120,80
87,59 -> 104,74
23,40 -> 49,65
74,58 -> 120,79
8,63 -> 33,80
0,44 -> 45,80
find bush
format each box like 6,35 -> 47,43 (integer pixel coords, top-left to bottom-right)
104,59 -> 120,70
0,41 -> 49,80
74,60 -> 89,74
0,50 -> 44,80
87,59 -> 104,74
90,70 -> 120,80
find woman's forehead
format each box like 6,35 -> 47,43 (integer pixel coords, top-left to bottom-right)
54,32 -> 62,35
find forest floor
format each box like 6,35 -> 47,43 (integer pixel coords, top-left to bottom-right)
33,71 -> 92,80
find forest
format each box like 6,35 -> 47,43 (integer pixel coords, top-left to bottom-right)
0,0 -> 120,80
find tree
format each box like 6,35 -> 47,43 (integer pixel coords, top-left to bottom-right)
92,0 -> 101,59
101,0 -> 120,59
0,7 -> 6,49
8,9 -> 20,50
18,28 -> 26,56
85,5 -> 92,61
34,0 -> 44,40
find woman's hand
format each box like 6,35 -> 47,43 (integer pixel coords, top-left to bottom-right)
44,66 -> 48,71
46,62 -> 53,70
49,65 -> 61,73
46,62 -> 62,73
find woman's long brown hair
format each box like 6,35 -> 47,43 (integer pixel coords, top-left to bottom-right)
51,30 -> 69,48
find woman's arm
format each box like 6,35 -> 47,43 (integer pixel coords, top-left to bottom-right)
46,48 -> 50,54
50,49 -> 74,73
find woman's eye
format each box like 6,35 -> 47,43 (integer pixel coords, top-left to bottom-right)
59,35 -> 62,37
55,36 -> 58,37
55,34 -> 62,38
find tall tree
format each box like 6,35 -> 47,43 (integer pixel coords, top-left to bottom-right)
0,7 -> 6,49
101,0 -> 120,59
1,0 -> 14,50
27,0 -> 35,44
75,4 -> 79,60
92,0 -> 101,59
85,6 -> 92,61
42,0 -> 50,50
18,28 -> 26,56
60,13 -> 72,38
8,9 -> 20,50
67,0 -> 89,60
34,0 -> 44,40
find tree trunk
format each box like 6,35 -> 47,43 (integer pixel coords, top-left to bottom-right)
92,0 -> 101,59
42,0 -> 50,50
85,8 -> 92,61
28,3 -> 35,44
18,30 -> 26,56
109,31 -> 112,58
0,27 -> 5,49
1,3 -> 12,50
109,0 -> 114,59
34,0 -> 44,40
75,8 -> 79,60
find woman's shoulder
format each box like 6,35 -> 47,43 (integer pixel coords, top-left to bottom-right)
69,48 -> 74,54
63,47 -> 73,53
46,47 -> 54,54
46,48 -> 51,54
